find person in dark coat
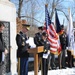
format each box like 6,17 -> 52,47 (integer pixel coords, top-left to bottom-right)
34,26 -> 44,71
34,26 -> 44,46
16,24 -> 30,75
0,22 -> 8,75
59,25 -> 67,69
41,32 -> 50,75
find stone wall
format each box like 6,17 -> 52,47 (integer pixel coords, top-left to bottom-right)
0,0 -> 17,75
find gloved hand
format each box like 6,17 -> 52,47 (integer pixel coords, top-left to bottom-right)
26,43 -> 31,49
44,49 -> 47,54
28,45 -> 31,49
66,47 -> 68,50
48,50 -> 50,55
22,42 -> 25,46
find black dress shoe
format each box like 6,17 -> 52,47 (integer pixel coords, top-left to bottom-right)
62,67 -> 66,69
52,67 -> 57,70
68,65 -> 72,68
68,66 -> 72,68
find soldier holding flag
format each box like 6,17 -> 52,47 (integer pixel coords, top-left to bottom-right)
59,25 -> 67,69
55,9 -> 67,69
34,26 -> 44,71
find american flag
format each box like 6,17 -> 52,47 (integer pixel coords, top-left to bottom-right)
45,5 -> 59,54
67,8 -> 75,56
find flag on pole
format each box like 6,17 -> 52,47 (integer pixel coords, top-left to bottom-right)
55,9 -> 62,54
55,9 -> 63,35
67,8 -> 75,57
45,5 -> 59,54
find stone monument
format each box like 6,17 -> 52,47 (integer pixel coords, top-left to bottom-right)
0,0 -> 17,75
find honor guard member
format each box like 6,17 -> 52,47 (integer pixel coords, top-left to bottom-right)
41,32 -> 50,75
34,26 -> 44,71
0,22 -> 8,75
59,25 -> 67,69
16,24 -> 30,75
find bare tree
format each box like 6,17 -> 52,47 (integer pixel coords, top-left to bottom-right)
18,0 -> 24,18
10,0 -> 75,25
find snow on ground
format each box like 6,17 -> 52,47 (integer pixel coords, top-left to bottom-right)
26,37 -> 75,75
28,67 -> 75,75
27,37 -> 75,75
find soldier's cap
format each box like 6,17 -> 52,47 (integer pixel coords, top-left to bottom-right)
42,32 -> 48,37
22,24 -> 30,30
38,26 -> 44,30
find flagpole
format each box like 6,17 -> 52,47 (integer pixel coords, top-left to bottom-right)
46,0 -> 48,5
67,7 -> 75,67
68,8 -> 70,15
63,19 -> 65,25
54,8 -> 56,30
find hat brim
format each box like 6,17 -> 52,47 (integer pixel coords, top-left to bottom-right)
22,24 -> 30,30
22,24 -> 30,27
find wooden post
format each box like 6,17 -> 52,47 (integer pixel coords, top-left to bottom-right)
34,54 -> 38,75
28,46 -> 44,75
18,58 -> 20,75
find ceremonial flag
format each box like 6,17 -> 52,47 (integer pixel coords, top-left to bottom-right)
55,9 -> 63,35
55,9 -> 62,54
45,5 -> 59,54
67,8 -> 75,57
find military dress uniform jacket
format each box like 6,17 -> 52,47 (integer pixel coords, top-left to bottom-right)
41,39 -> 50,75
16,31 -> 29,58
59,33 -> 67,50
41,39 -> 50,53
0,33 -> 6,63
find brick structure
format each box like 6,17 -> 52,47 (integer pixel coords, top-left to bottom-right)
16,18 -> 27,33
16,18 -> 38,37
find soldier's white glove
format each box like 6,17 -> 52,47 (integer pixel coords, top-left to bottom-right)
48,50 -> 50,55
66,47 -> 68,50
4,49 -> 8,55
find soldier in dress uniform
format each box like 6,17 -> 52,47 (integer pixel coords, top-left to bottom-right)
59,25 -> 67,69
16,24 -> 30,75
41,32 -> 50,75
34,26 -> 44,46
34,26 -> 44,71
0,22 -> 8,75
